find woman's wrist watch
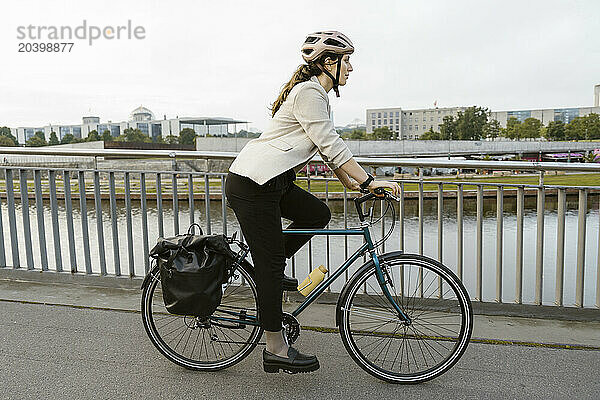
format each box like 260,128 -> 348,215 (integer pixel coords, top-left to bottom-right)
359,173 -> 374,191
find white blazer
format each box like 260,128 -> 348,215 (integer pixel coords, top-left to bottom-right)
228,75 -> 354,185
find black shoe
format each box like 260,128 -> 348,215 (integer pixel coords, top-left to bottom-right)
263,346 -> 320,374
283,274 -> 298,291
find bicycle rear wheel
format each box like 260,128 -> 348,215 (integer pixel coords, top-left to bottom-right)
141,262 -> 263,371
339,253 -> 473,383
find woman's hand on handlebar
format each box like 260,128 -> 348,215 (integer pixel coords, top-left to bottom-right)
367,179 -> 400,198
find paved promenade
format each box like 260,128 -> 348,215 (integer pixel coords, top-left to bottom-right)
0,279 -> 599,399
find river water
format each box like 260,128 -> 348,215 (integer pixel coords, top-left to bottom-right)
1,194 -> 598,308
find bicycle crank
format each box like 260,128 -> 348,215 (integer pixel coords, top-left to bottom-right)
281,312 -> 300,345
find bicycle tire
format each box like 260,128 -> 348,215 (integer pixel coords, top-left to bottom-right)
338,253 -> 473,383
141,261 -> 263,371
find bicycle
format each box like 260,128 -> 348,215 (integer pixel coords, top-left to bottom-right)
141,187 -> 473,384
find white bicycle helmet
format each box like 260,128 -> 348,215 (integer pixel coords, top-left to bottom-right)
301,31 -> 354,97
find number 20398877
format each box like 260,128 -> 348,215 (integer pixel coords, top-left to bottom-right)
18,42 -> 74,52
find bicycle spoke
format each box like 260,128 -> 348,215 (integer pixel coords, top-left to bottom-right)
142,264 -> 262,369
341,255 -> 472,382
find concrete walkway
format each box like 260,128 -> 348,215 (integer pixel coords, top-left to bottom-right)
1,291 -> 599,399
1,278 -> 599,350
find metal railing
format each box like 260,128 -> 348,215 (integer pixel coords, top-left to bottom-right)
0,148 -> 599,310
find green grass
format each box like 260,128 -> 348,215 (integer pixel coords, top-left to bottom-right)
1,173 -> 598,196
294,173 -> 600,192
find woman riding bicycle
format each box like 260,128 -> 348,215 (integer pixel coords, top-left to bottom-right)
225,30 -> 400,374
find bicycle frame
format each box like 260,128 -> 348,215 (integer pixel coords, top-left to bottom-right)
211,224 -> 411,327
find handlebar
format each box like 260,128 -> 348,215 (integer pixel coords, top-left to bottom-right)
354,187 -> 399,223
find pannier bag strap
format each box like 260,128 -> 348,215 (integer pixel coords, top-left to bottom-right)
187,223 -> 203,235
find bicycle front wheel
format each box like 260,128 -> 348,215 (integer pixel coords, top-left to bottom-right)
141,262 -> 263,371
339,253 -> 473,383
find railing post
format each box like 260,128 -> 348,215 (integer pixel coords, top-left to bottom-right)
555,188 -> 566,306
535,171 -> 545,305
156,172 -> 164,237
140,172 -> 150,273
19,169 -> 34,269
418,167 -> 424,256
457,183 -> 463,281
5,169 -> 19,268
596,195 -> 600,309
78,170 -> 92,274
63,170 -> 77,272
476,185 -> 483,301
172,173 -> 179,235
0,177 -> 5,267
124,172 -> 134,277
94,170 -> 107,275
515,186 -> 524,304
575,189 -> 587,307
496,186 -> 503,303
204,174 -> 211,235
108,171 -> 119,276
48,169 -> 63,272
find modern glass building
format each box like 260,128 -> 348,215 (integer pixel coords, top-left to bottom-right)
490,106 -> 600,127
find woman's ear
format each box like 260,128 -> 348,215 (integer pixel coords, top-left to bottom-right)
323,56 -> 334,72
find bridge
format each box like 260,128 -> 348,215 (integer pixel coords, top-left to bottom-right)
1,279 -> 598,399
192,136 -> 600,159
0,148 -> 599,397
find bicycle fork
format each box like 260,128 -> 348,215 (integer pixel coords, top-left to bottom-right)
370,251 -> 412,325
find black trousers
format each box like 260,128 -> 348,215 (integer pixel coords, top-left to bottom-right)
224,170 -> 331,331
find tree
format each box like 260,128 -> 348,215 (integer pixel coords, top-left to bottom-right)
116,128 -> 151,143
49,131 -> 59,145
371,126 -> 393,140
420,127 -> 440,140
503,117 -> 521,140
0,135 -> 15,146
565,117 -> 586,140
545,120 -> 566,141
584,113 -> 600,140
26,135 -> 47,147
86,130 -> 100,142
101,129 -> 112,142
153,135 -> 165,144
0,126 -> 18,145
60,133 -> 74,144
519,118 -> 542,139
178,128 -> 197,145
26,131 -> 48,147
439,115 -> 458,140
455,106 -> 489,140
346,129 -> 365,140
484,120 -> 501,140
164,135 -> 178,144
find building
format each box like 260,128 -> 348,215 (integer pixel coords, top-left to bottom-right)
367,84 -> 600,139
366,107 -> 466,139
490,106 -> 600,127
12,106 -> 248,145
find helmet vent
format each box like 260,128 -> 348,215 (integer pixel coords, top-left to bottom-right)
323,38 -> 346,48
304,36 -> 319,44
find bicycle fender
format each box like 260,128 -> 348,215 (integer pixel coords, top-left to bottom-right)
141,266 -> 158,289
335,251 -> 404,326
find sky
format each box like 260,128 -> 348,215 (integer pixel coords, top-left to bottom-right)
0,0 -> 599,131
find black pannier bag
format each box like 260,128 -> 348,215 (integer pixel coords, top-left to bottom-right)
149,224 -> 237,317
